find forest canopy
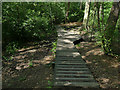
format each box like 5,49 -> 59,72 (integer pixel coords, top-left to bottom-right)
2,2 -> 120,56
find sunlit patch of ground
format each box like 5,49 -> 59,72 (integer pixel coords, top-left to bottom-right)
2,43 -> 55,88
60,22 -> 83,27
76,41 -> 120,88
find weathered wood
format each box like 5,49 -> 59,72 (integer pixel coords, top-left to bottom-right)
54,26 -> 99,88
56,71 -> 90,73
54,81 -> 99,87
56,65 -> 86,68
56,74 -> 93,77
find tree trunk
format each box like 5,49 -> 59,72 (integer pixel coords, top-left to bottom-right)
86,2 -> 91,31
83,2 -> 90,29
99,3 -> 102,18
102,2 -> 120,54
101,2 -> 104,29
80,2 -> 82,10
65,2 -> 70,23
91,2 -> 96,41
96,2 -> 100,31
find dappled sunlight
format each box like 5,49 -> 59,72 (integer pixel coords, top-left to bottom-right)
110,63 -> 119,68
76,40 -> 119,88
26,49 -> 37,53
81,56 -> 86,59
60,22 -> 83,27
86,60 -> 92,64
13,55 -> 26,60
58,39 -> 73,44
85,49 -> 104,56
41,55 -> 54,65
4,44 -> 54,71
98,77 -> 109,83
2,43 -> 54,88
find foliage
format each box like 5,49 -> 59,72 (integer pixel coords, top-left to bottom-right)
2,2 -> 64,55
2,56 -> 13,61
6,42 -> 18,55
2,2 -> 120,57
47,80 -> 53,88
87,2 -> 120,55
51,41 -> 57,55
69,2 -> 84,22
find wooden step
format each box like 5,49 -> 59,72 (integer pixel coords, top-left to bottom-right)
55,77 -> 95,82
56,71 -> 90,74
56,62 -> 86,65
55,56 -> 82,58
56,52 -> 80,56
56,60 -> 84,62
56,68 -> 89,71
56,74 -> 93,77
54,26 -> 99,87
55,65 -> 87,68
54,81 -> 99,87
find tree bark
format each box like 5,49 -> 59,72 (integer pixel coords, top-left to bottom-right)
86,2 -> 91,31
83,2 -> 90,29
91,2 -> 96,41
80,2 -> 82,10
101,2 -> 104,29
96,2 -> 100,31
99,3 -> 102,18
102,2 -> 120,54
65,2 -> 70,23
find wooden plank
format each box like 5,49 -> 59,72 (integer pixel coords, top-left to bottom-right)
55,65 -> 87,68
55,77 -> 95,82
56,71 -> 90,73
56,55 -> 81,59
54,26 -> 99,87
55,60 -> 84,62
56,60 -> 84,62
56,61 -> 86,65
54,81 -> 99,87
56,74 -> 93,77
56,68 -> 88,70
56,49 -> 78,52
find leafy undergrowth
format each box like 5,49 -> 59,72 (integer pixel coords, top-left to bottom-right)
2,39 -> 57,88
76,41 -> 120,88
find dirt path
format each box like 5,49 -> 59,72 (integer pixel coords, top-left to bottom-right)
2,24 -> 120,89
75,30 -> 120,88
2,42 -> 55,88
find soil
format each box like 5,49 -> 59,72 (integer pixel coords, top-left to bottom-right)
2,41 -> 55,88
75,30 -> 120,89
2,23 -> 120,89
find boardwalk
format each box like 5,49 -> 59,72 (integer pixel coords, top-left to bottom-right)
54,26 -> 99,88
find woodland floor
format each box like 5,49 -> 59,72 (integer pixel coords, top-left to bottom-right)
2,39 -> 56,88
2,23 -> 120,89
75,29 -> 120,89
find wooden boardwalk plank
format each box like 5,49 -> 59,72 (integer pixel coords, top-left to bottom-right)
54,26 -> 99,88
54,82 -> 99,87
56,74 -> 93,77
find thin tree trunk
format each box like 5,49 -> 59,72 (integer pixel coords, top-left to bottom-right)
102,2 -> 104,29
65,2 -> 70,23
80,2 -> 82,10
99,3 -> 102,18
86,2 -> 91,31
96,2 -> 100,31
91,2 -> 96,41
83,2 -> 90,29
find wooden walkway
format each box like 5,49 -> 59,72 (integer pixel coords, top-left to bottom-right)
54,26 -> 99,88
